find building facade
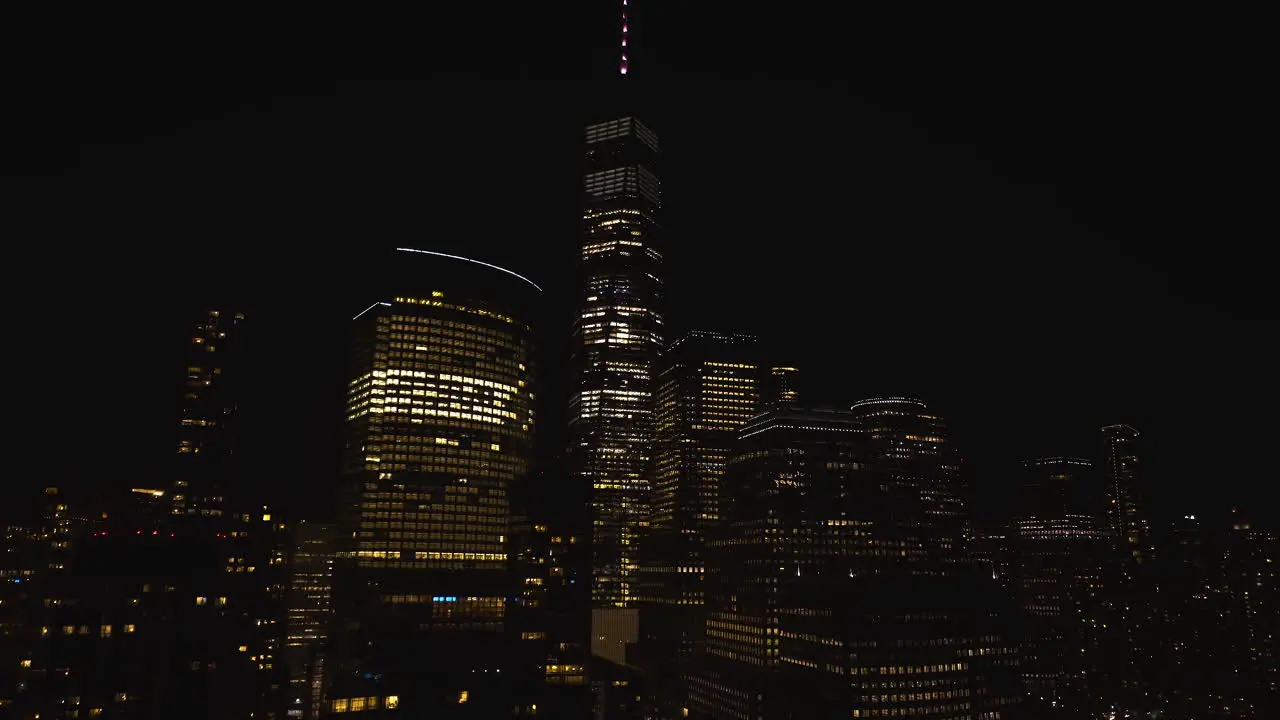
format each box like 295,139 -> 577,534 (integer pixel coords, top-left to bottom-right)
637,330 -> 765,718
327,248 -> 539,716
690,404 -> 1022,719
568,116 -> 665,664
3,487 -> 287,719
284,521 -> 335,719
1100,424 -> 1150,564
171,309 -> 246,521
1009,457 -> 1115,710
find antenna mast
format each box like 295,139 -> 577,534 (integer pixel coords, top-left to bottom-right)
619,0 -> 629,74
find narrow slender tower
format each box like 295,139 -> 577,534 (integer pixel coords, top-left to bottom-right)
569,0 -> 665,667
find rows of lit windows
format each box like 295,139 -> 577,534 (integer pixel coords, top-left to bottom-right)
330,695 -> 398,712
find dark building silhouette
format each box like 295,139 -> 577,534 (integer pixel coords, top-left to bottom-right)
4,306 -> 289,719
1100,425 -> 1150,564
1008,457 -> 1112,707
636,330 -> 765,719
510,468 -> 593,718
763,365 -> 800,410
283,521 -> 335,719
1218,509 -> 1278,717
3,487 -> 287,719
325,249 -> 539,717
689,404 -> 1022,719
171,309 -> 246,521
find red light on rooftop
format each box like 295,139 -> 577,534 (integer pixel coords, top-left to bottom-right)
152,530 -> 158,535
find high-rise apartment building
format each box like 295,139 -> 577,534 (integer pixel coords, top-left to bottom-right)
171,309 -> 246,521
284,521 -> 335,719
569,115 -> 664,661
327,248 -> 539,717
637,330 -> 764,718
1100,424 -> 1150,564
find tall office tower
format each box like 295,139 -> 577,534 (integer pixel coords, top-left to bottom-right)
763,365 -> 799,409
284,521 -> 335,719
637,330 -> 763,719
1100,424 -> 1150,564
1219,509 -> 1278,717
569,113 -> 664,663
1010,458 -> 1116,710
847,397 -> 971,565
327,248 -> 539,717
171,309 -> 246,521
690,407 -> 1022,720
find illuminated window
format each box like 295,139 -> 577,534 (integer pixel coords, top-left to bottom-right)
457,690 -> 469,704
385,695 -> 399,709
196,596 -> 207,606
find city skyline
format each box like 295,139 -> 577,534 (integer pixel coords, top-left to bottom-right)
20,151 -> 1260,529
5,6 -> 1275,717
16,7 -> 1265,523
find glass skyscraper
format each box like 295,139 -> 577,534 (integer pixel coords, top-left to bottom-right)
327,248 -> 539,716
569,115 -> 665,662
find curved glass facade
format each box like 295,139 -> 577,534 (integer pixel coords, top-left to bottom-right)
329,249 -> 538,715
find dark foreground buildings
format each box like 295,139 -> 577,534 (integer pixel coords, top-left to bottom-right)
324,249 -> 540,717
688,400 -> 1023,720
1,491 -> 287,719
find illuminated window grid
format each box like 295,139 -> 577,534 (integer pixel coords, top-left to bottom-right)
345,298 -> 533,573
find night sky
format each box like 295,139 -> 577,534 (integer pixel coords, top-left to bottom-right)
10,6 -> 1266,525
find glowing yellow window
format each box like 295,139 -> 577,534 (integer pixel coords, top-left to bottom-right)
350,697 -> 366,711
331,698 -> 348,712
457,690 -> 469,704
384,696 -> 399,709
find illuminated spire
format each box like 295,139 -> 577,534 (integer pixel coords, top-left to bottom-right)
619,0 -> 629,75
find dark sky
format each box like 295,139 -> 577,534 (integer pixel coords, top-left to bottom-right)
9,5 -> 1267,525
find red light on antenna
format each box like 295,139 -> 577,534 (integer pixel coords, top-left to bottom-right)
136,530 -> 141,535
